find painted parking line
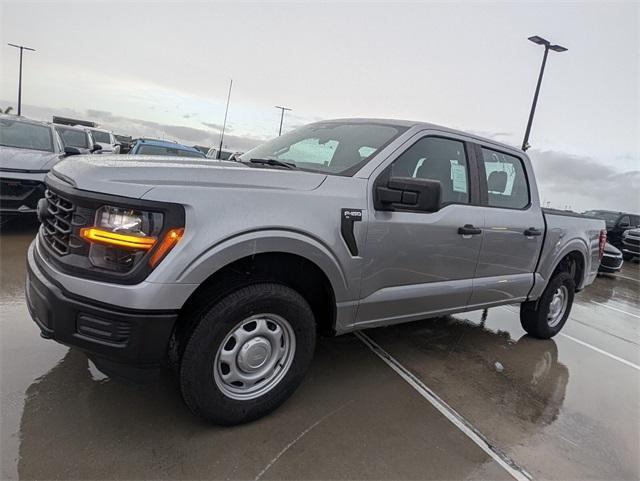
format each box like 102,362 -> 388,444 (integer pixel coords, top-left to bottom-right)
355,331 -> 532,481
611,274 -> 640,283
559,333 -> 640,371
500,305 -> 640,371
590,300 -> 640,320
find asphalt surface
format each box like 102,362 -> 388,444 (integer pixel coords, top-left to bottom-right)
1,218 -> 639,480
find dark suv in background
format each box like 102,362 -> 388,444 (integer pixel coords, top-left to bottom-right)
583,210 -> 640,249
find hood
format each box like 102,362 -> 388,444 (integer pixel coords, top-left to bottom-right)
0,146 -> 61,171
625,228 -> 640,236
51,155 -> 327,198
604,242 -> 621,255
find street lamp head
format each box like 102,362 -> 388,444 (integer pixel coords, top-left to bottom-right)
549,44 -> 568,52
528,35 -> 549,46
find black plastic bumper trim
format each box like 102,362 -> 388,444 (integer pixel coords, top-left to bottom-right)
26,244 -> 179,371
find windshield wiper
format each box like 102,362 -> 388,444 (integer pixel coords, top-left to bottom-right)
248,158 -> 297,169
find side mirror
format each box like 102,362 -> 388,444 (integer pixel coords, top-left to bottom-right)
619,222 -> 630,229
91,144 -> 102,153
375,176 -> 441,212
64,146 -> 82,156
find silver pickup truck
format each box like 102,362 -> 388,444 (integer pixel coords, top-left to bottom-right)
26,119 -> 606,424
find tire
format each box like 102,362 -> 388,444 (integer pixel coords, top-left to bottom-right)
520,271 -> 575,339
179,283 -> 316,425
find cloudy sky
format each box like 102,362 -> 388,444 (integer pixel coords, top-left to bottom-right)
1,0 -> 638,212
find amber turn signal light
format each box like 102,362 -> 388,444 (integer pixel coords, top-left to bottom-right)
149,228 -> 184,267
80,227 -> 157,250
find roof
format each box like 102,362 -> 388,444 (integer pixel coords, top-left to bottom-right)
322,118 -> 522,154
54,123 -> 88,132
134,138 -> 200,151
0,114 -> 53,128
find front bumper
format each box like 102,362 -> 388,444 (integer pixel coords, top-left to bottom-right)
599,252 -> 623,273
26,240 -> 179,380
622,237 -> 640,257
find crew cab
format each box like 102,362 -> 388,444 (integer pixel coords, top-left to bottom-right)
26,119 -> 605,425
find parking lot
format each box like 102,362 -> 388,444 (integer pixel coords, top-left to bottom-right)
1,218 -> 638,480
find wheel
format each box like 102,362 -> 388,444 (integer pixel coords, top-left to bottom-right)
179,283 -> 316,425
520,271 -> 575,339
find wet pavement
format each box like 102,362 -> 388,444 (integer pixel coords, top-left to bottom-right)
1,218 -> 639,480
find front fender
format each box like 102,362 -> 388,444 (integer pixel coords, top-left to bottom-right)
174,229 -> 353,302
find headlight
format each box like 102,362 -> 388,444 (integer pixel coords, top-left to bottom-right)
80,205 -> 182,272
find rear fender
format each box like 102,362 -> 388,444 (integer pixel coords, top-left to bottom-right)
530,238 -> 589,299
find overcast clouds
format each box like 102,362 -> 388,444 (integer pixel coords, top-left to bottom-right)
1,0 -> 638,212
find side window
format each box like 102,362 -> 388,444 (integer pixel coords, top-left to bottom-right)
618,215 -> 631,227
481,148 -> 529,209
390,137 -> 469,205
632,216 -> 640,227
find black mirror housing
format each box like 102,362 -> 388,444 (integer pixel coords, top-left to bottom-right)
375,176 -> 441,212
91,144 -> 102,152
64,146 -> 82,156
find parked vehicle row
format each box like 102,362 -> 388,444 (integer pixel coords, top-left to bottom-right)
0,116 -> 223,216
128,138 -> 206,158
25,118 -> 606,425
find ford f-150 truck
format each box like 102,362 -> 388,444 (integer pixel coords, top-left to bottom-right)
26,119 -> 606,425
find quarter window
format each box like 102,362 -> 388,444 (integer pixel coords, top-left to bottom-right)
481,148 -> 529,209
390,137 -> 469,205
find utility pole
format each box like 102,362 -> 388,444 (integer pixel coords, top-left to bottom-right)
217,79 -> 233,159
275,106 -> 292,136
521,36 -> 567,151
7,43 -> 36,116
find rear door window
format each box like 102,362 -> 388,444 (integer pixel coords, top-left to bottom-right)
481,148 -> 529,209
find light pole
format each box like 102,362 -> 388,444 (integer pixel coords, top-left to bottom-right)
217,79 -> 233,159
8,43 -> 36,116
521,35 -> 567,151
275,106 -> 292,136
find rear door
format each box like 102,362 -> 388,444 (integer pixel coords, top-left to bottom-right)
356,131 -> 484,327
468,144 -> 544,308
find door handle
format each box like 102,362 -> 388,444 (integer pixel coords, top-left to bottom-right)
458,224 -> 482,236
524,227 -> 542,237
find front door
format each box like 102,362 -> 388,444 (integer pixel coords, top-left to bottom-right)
356,134 -> 484,327
468,145 -> 544,308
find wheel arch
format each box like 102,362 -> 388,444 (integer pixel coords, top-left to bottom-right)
173,231 -> 349,338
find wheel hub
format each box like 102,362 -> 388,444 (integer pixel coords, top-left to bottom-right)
213,314 -> 296,400
237,337 -> 272,372
547,285 -> 568,327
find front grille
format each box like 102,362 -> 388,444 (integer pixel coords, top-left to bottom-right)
42,189 -> 76,255
0,179 -> 39,200
623,236 -> 640,247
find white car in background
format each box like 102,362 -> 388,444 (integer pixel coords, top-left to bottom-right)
85,127 -> 120,154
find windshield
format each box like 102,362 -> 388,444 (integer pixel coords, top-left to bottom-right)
91,130 -> 111,143
239,122 -> 406,175
584,210 -> 619,227
56,127 -> 89,148
136,144 -> 206,158
0,119 -> 54,152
